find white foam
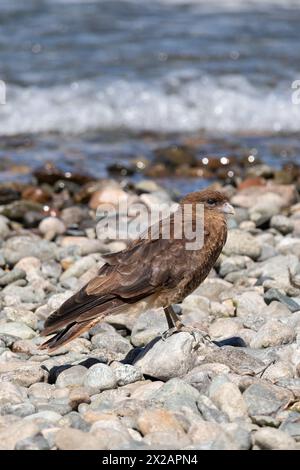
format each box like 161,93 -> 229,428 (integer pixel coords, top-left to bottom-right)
1,76 -> 300,136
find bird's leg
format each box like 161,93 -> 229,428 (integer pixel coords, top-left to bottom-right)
162,305 -> 211,343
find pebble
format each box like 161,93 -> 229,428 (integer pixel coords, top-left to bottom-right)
209,376 -> 249,422
223,229 -> 262,260
250,319 -> 295,348
56,365 -> 88,388
254,427 -> 296,450
83,364 -> 117,394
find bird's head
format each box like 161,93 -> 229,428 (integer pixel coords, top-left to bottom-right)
180,189 -> 235,216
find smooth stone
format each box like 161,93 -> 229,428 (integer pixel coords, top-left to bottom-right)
0,361 -> 45,387
15,434 -> 50,450
243,382 -> 292,417
131,308 -> 167,347
223,229 -> 261,260
25,410 -> 62,423
279,414 -> 300,440
197,394 -> 229,424
0,268 -> 26,286
0,420 -> 39,450
56,365 -> 88,388
111,363 -> 144,386
0,382 -> 27,405
150,378 -> 200,414
250,319 -> 295,348
143,431 -> 191,449
254,427 -> 296,450
264,288 -> 300,313
60,255 -> 96,281
83,364 -> 117,394
3,235 -> 56,265
0,322 -> 36,340
133,332 -> 200,381
201,346 -> 266,376
91,333 -> 132,362
270,215 -> 294,234
137,408 -> 186,436
39,217 -> 66,237
55,428 -> 104,450
209,375 -> 249,421
0,401 -> 36,418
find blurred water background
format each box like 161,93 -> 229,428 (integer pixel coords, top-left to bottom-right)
1,0 -> 300,192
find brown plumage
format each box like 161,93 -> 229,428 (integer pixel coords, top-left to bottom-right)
40,189 -> 234,351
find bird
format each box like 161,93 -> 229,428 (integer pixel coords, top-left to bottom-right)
40,188 -> 234,351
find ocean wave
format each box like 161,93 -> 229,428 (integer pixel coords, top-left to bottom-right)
1,76 -> 299,136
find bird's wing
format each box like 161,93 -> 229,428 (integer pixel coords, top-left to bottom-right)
41,230 -> 185,338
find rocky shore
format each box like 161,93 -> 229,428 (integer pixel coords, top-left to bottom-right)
0,154 -> 300,450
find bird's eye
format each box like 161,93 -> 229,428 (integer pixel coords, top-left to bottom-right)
206,198 -> 216,206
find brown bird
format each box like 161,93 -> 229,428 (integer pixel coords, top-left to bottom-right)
40,189 -> 234,351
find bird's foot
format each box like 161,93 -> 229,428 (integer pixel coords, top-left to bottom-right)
161,320 -> 211,345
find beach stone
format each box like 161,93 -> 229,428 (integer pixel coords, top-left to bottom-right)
277,237 -> 300,258
254,427 -> 296,450
91,333 -> 132,361
41,260 -> 62,279
3,235 -> 56,265
262,362 -> 294,382
2,402 -> 36,418
39,217 -> 66,237
270,215 -> 294,234
274,378 -> 300,399
279,414 -> 300,440
83,364 -> 117,394
0,268 -> 26,286
0,382 -> 27,405
143,431 -> 190,449
55,428 -> 103,450
0,322 -> 36,340
264,288 -> 300,313
111,363 -> 143,386
221,423 -> 252,450
0,420 -> 39,450
131,308 -> 167,347
223,230 -> 261,260
187,421 -> 226,447
0,361 -> 45,387
132,332 -> 199,381
243,382 -> 292,417
209,318 -> 242,339
60,255 -> 96,281
209,376 -> 248,421
4,306 -> 38,330
197,394 -> 229,424
250,319 -> 295,348
68,387 -> 91,410
201,346 -> 266,376
25,410 -> 62,423
234,291 -> 267,319
0,215 -> 10,239
137,408 -> 185,436
15,434 -> 50,450
130,381 -> 164,401
56,365 -> 87,388
150,378 -> 200,413
194,279 -> 233,301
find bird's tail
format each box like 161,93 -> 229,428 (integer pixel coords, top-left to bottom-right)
39,319 -> 93,352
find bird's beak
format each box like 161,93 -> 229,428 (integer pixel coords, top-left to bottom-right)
221,202 -> 235,215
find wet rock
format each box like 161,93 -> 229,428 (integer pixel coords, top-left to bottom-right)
254,427 -> 296,450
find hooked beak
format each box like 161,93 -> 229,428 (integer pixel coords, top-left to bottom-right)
221,202 -> 235,215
